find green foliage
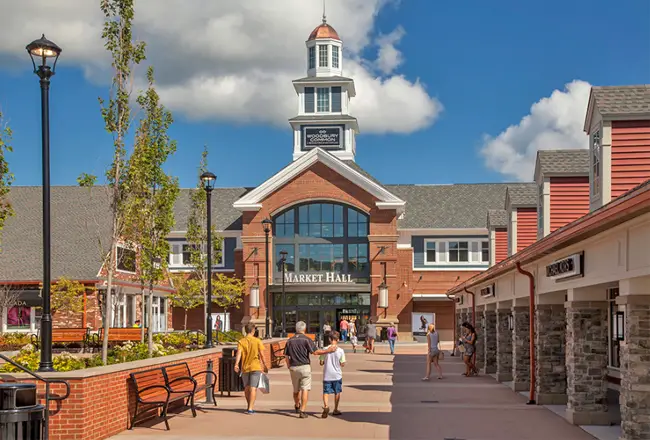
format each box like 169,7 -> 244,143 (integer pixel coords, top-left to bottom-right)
76,173 -> 97,187
53,353 -> 87,372
0,346 -> 86,373
169,275 -> 204,330
211,273 -> 245,312
51,277 -> 85,314
0,111 -> 14,238
0,333 -> 31,350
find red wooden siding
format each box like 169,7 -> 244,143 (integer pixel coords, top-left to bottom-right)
516,208 -> 537,252
549,176 -> 590,232
495,228 -> 508,264
611,120 -> 650,199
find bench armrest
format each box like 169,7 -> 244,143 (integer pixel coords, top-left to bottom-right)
135,385 -> 170,402
192,370 -> 217,386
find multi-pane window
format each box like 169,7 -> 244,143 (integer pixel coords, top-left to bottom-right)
424,241 -> 436,263
348,244 -> 369,273
481,241 -> 489,262
332,46 -> 339,68
275,209 -> 295,238
169,240 -> 224,268
317,87 -> 330,112
592,129 -> 601,196
276,244 -> 296,272
298,203 -> 344,238
347,208 -> 368,237
299,244 -> 344,272
117,246 -> 136,273
319,45 -> 328,67
182,244 -> 198,265
448,241 -> 469,262
308,46 -> 316,69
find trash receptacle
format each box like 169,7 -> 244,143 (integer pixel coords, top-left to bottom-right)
219,348 -> 244,396
0,383 -> 45,440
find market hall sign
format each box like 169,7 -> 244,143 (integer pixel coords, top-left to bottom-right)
303,126 -> 342,149
283,272 -> 354,284
546,253 -> 584,281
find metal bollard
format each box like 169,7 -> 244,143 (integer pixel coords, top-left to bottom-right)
206,359 -> 214,405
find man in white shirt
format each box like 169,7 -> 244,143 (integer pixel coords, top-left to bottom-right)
319,331 -> 346,418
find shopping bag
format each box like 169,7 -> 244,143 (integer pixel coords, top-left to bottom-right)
258,372 -> 270,394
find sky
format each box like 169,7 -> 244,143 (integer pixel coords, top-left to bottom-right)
0,0 -> 648,189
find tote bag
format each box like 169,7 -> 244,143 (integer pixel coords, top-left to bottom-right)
258,372 -> 270,394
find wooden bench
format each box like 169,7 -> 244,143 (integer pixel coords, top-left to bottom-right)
270,342 -> 285,367
91,327 -> 146,346
129,367 -> 194,431
31,328 -> 90,351
163,362 -> 217,408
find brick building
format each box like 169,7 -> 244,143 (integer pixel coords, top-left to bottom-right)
449,85 -> 650,440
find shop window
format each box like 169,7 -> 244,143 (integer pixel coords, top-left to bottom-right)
6,306 -> 32,330
112,292 -> 136,328
117,246 -> 136,273
608,288 -> 621,369
144,296 -> 168,332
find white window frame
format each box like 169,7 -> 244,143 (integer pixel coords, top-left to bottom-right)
332,45 -> 339,68
2,307 -> 38,333
111,292 -> 136,328
421,239 -> 489,266
308,46 -> 316,69
423,240 -> 436,265
145,295 -> 168,332
592,128 -> 602,197
168,240 -> 225,270
318,44 -> 328,67
116,245 -> 137,274
316,87 -> 330,112
480,241 -> 489,263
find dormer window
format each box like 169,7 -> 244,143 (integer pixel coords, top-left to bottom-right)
592,129 -> 601,196
317,87 -> 330,112
308,46 -> 316,69
319,45 -> 329,67
332,46 -> 339,69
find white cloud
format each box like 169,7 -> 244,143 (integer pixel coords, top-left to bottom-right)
0,0 -> 441,135
376,26 -> 405,74
480,80 -> 592,181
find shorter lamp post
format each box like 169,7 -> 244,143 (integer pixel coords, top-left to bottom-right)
262,218 -> 272,339
250,282 -> 260,309
279,250 -> 288,337
201,171 -> 216,348
378,262 -> 388,317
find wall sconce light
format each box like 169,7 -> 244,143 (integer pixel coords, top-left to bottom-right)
250,282 -> 260,309
508,314 -> 514,331
378,282 -> 388,309
614,311 -> 625,341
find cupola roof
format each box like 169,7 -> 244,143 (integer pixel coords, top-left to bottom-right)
308,21 -> 340,41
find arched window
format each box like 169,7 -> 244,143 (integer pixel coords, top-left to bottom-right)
273,202 -> 369,281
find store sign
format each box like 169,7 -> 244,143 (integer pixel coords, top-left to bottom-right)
480,284 -> 495,298
546,253 -> 583,281
304,126 -> 342,148
283,272 -> 354,284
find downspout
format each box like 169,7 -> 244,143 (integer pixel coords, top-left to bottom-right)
516,262 -> 536,405
445,293 -> 456,356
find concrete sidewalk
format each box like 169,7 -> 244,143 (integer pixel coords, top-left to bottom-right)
112,344 -> 595,440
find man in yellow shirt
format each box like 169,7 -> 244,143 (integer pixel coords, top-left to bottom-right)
234,323 -> 268,414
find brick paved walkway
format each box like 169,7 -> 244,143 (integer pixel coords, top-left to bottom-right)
112,343 -> 595,440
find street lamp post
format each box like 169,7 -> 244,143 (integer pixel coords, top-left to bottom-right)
261,218 -> 272,339
201,171 -> 216,348
26,35 -> 62,372
279,250 -> 288,337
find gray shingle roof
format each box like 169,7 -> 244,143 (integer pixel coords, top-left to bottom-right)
534,149 -> 590,180
487,209 -> 508,228
0,187 -> 111,281
505,183 -> 537,208
342,160 -> 385,188
591,85 -> 650,116
172,187 -> 251,232
385,184 -> 511,229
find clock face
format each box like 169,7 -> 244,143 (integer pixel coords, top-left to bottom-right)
302,125 -> 344,150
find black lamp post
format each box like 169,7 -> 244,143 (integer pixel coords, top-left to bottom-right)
201,171 -> 216,348
279,250 -> 288,337
261,218 -> 272,339
26,34 -> 62,373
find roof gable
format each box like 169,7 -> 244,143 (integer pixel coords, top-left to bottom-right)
585,85 -> 650,133
533,149 -> 590,181
233,148 -> 405,212
505,183 -> 537,209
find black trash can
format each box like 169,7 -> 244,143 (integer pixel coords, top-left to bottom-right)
0,383 -> 45,440
219,348 -> 244,396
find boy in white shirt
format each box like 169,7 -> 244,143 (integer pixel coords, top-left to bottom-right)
319,331 -> 346,418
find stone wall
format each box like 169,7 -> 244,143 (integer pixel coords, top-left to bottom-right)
535,304 -> 566,404
565,301 -> 608,425
496,309 -> 513,382
511,306 -> 530,391
620,301 -> 650,439
475,311 -> 484,370
483,310 -> 497,374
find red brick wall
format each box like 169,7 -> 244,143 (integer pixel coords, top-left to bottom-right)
549,176 -> 590,232
15,340 -> 286,440
611,120 -> 650,199
516,208 -> 537,252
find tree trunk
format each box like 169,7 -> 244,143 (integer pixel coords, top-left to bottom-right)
184,309 -> 188,331
140,280 -> 145,343
102,246 -> 116,365
147,281 -> 154,357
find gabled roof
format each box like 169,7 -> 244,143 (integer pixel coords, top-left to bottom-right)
172,188 -> 252,232
533,149 -> 590,181
487,209 -> 508,229
386,184 -> 510,229
505,183 -> 537,208
232,148 -> 405,212
584,85 -> 650,132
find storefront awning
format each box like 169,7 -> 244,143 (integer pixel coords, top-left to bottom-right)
268,283 -> 371,293
412,294 -> 452,302
16,290 -> 43,307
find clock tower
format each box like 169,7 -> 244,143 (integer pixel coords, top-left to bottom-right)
290,14 -> 359,161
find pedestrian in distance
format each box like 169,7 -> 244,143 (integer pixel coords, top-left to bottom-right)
422,323 -> 443,380
386,322 -> 398,355
460,322 -> 478,377
284,321 -> 336,418
365,319 -> 377,354
319,331 -> 346,418
349,324 -> 359,353
339,318 -> 349,343
234,323 -> 269,414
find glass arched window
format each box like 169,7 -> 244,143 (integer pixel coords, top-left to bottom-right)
273,202 -> 369,281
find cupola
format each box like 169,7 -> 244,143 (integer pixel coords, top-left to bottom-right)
306,15 -> 343,77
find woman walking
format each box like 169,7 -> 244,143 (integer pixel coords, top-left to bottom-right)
422,324 -> 443,380
460,322 -> 478,376
386,322 -> 398,355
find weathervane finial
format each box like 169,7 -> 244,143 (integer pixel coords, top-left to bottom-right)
322,0 -> 327,24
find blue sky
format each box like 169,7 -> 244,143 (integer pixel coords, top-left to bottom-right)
0,0 -> 648,189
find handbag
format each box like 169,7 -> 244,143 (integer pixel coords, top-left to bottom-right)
258,372 -> 270,394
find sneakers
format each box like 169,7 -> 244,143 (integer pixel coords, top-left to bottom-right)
321,407 -> 330,419
332,410 -> 342,416
299,411 -> 309,419
245,410 -> 255,415
294,405 -> 300,414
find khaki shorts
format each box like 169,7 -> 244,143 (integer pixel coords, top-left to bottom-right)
289,365 -> 312,392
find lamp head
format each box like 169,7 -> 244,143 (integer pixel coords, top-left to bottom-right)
200,171 -> 216,191
262,218 -> 272,234
26,34 -> 62,78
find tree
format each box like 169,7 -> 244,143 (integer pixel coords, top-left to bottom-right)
169,275 -> 204,331
211,274 -> 245,330
0,285 -> 21,334
0,111 -> 14,242
186,148 -> 223,334
51,277 -> 85,315
81,0 -> 146,364
123,67 -> 179,356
